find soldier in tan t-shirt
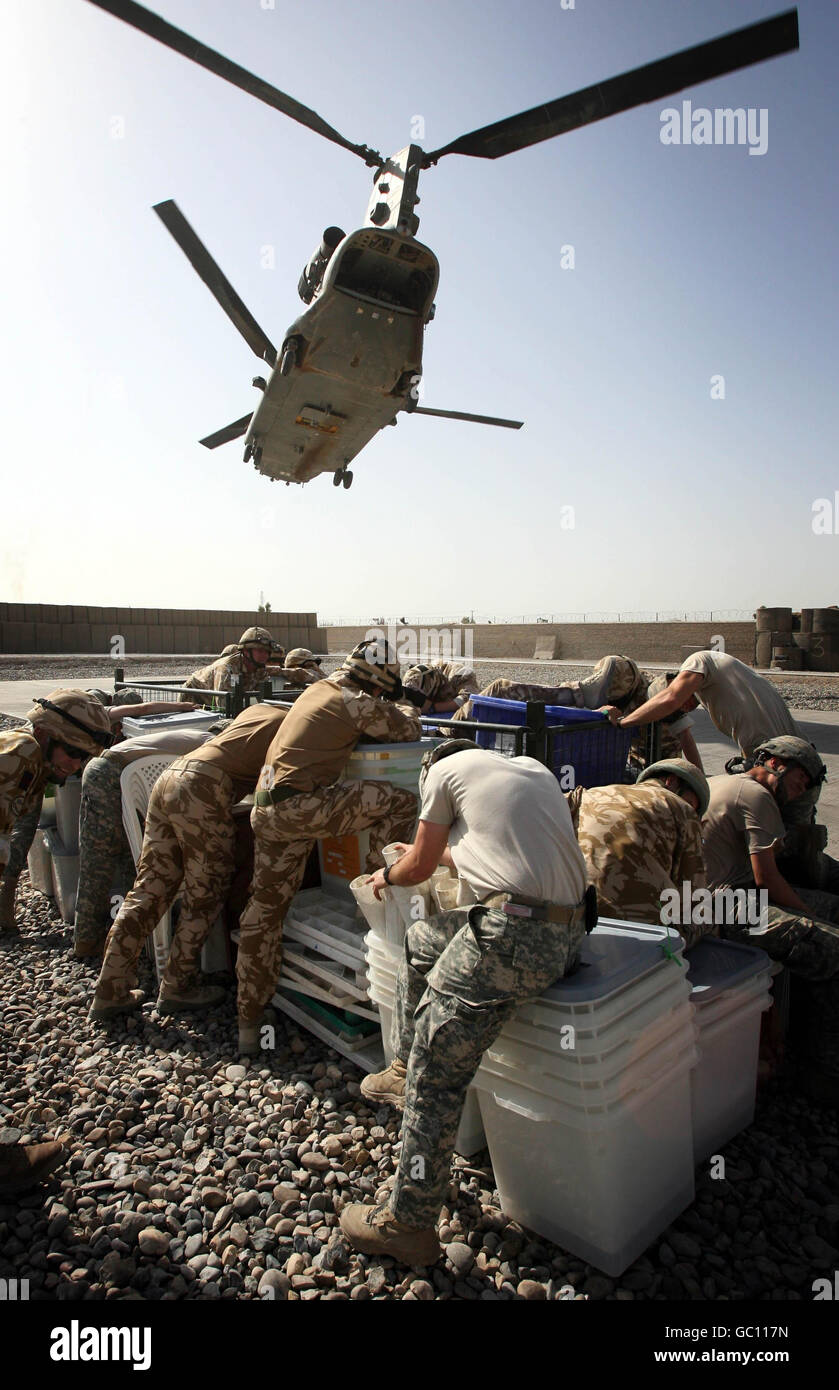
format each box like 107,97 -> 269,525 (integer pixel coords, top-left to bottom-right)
91,703 -> 288,1022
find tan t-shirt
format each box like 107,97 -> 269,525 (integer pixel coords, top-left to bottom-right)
420,749 -> 587,905
701,773 -> 786,890
183,703 -> 288,800
104,727 -> 213,772
680,651 -> 798,755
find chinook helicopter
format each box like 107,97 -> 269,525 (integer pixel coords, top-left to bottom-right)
84,1 -> 799,490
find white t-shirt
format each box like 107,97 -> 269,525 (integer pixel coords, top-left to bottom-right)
419,749 -> 587,905
680,651 -> 798,756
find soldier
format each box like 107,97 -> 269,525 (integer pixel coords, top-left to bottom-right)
0,691 -> 114,934
402,661 -> 479,715
339,740 -> 590,1265
181,626 -> 277,702
89,703 -> 289,1021
700,737 -> 839,1102
73,723 -> 221,959
614,649 -> 831,866
237,640 -> 422,1054
567,758 -> 711,946
626,673 -> 703,773
451,653 -> 647,722
282,648 -> 326,686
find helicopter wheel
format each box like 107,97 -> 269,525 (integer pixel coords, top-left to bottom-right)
342,470 -> 353,490
333,470 -> 342,487
280,341 -> 298,376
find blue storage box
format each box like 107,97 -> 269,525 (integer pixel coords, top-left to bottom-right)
467,695 -> 634,788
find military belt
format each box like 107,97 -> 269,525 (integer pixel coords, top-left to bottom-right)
482,891 -> 587,927
254,784 -> 304,808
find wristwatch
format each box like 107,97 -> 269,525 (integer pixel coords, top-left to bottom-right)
383,863 -> 394,885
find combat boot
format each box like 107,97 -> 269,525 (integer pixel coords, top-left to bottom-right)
360,1058 -> 407,1110
88,990 -> 145,1021
157,983 -> 226,1014
339,1202 -> 441,1265
0,874 -> 20,935
0,1140 -> 66,1196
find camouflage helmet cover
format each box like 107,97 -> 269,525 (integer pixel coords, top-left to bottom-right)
285,647 -> 320,668
637,757 -> 711,816
27,688 -> 114,756
752,736 -> 827,786
238,626 -> 273,649
342,639 -> 402,697
403,664 -> 447,701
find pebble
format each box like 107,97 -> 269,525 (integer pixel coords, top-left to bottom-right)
137,1228 -> 170,1257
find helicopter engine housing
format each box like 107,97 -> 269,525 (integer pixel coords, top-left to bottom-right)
298,227 -> 345,304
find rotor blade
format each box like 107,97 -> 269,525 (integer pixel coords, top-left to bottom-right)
411,407 -> 523,430
84,0 -> 381,165
199,415 -> 252,450
153,200 -> 276,364
425,9 -> 799,162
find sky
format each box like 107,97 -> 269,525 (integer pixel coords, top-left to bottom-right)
3,0 -> 837,624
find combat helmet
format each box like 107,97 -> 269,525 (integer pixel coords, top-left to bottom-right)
341,639 -> 402,698
403,664 -> 448,703
285,648 -> 321,669
752,736 -> 827,788
27,689 -> 114,758
637,758 -> 711,816
237,627 -> 273,667
419,738 -> 480,792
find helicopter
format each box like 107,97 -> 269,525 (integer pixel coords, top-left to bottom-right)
84,1 -> 799,491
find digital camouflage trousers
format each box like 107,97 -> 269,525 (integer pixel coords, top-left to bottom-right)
389,905 -> 586,1228
74,756 -> 136,954
236,780 -> 418,1024
95,760 -> 236,999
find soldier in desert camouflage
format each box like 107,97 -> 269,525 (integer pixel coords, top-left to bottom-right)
89,704 -> 288,1021
182,627 -> 279,702
237,640 -> 422,1054
0,691 -> 114,934
451,653 -> 647,722
281,648 -> 326,687
567,758 -> 711,948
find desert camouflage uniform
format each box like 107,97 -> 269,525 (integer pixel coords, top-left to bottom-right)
389,902 -> 586,1227
403,662 -> 479,706
237,678 -> 422,1024
95,761 -> 237,999
452,654 -> 646,722
182,654 -> 275,702
567,780 -> 708,947
73,756 -> 136,955
0,728 -> 50,873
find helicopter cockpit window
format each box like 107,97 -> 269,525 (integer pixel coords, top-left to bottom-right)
334,247 -> 433,314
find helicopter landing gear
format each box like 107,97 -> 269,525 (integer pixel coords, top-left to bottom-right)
280,339 -> 299,376
333,466 -> 353,489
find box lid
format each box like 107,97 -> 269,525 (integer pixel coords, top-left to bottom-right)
686,937 -> 772,1001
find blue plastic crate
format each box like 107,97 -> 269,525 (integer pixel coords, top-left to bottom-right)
468,695 -> 634,789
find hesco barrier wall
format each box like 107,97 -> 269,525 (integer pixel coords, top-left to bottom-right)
0,604 -> 325,656
326,621 -> 757,666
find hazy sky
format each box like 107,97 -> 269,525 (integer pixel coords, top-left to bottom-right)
4,0 -> 837,623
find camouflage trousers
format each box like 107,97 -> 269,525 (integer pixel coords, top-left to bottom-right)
721,891 -> 839,1075
389,905 -> 586,1229
237,781 -> 418,1025
74,757 -> 136,954
95,760 -> 236,999
3,804 -> 42,880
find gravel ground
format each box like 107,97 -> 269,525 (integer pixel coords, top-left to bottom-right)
1,877 -> 837,1302
2,658 -> 838,1302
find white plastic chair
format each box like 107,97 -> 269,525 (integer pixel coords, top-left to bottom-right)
120,755 -> 178,981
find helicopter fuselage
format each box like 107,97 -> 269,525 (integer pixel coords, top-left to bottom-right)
243,226 -> 439,484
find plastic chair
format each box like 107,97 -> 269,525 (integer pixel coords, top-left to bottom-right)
120,755 -> 178,981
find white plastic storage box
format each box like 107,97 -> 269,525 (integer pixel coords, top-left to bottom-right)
317,740 -> 440,895
55,777 -> 83,854
473,1043 -> 698,1277
27,829 -> 55,897
120,710 -> 222,738
43,828 -> 80,924
686,938 -> 773,1162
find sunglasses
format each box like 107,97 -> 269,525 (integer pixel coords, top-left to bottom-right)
55,740 -> 90,762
